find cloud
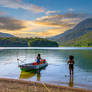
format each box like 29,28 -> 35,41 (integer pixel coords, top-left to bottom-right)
0,12 -> 90,38
35,13 -> 89,28
13,28 -> 66,38
0,16 -> 66,37
0,0 -> 45,13
68,8 -> 74,12
0,0 -> 63,15
33,28 -> 67,37
46,10 -> 61,15
0,17 -> 26,30
0,11 -> 7,16
0,16 -> 51,32
16,0 -> 22,2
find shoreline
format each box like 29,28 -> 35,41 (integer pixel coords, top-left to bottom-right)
0,78 -> 92,92
0,47 -> 92,50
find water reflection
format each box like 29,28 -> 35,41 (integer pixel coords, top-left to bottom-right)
37,71 -> 41,81
19,67 -> 47,81
0,49 -> 92,71
69,75 -> 74,87
20,71 -> 36,79
20,70 -> 41,81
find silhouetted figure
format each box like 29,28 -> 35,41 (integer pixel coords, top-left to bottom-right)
68,55 -> 74,77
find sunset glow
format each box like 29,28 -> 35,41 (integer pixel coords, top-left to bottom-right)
0,0 -> 91,37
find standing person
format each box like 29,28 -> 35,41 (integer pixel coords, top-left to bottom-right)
36,54 -> 41,64
68,55 -> 74,77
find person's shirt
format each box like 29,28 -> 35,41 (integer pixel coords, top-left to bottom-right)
68,60 -> 74,65
37,56 -> 41,60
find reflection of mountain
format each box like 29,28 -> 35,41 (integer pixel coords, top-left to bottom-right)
0,32 -> 15,37
74,50 -> 92,71
50,18 -> 92,46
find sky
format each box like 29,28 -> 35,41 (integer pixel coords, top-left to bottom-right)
0,0 -> 92,38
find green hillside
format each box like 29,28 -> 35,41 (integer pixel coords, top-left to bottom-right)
60,31 -> 92,47
28,38 -> 58,47
0,37 -> 58,47
50,18 -> 92,47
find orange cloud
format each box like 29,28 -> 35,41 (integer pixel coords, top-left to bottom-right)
35,28 -> 66,37
0,13 -> 88,38
10,28 -> 67,38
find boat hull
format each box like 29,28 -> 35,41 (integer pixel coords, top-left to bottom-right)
19,62 -> 48,71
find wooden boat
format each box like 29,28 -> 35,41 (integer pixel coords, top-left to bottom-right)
19,61 -> 48,71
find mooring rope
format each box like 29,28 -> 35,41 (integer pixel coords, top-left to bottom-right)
42,83 -> 51,92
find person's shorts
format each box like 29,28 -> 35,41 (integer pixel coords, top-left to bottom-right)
37,59 -> 40,64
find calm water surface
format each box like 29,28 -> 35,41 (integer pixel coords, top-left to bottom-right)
0,47 -> 92,89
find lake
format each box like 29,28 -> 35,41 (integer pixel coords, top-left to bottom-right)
0,47 -> 92,89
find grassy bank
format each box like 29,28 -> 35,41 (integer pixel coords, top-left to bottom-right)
0,78 -> 92,92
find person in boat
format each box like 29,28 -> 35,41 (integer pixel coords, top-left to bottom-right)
68,55 -> 74,77
36,54 -> 41,64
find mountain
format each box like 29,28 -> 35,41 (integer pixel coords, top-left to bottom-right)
60,31 -> 92,47
50,18 -> 92,43
48,29 -> 73,40
0,32 -> 15,37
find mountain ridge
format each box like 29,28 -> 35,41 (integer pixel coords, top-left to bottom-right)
60,31 -> 92,47
0,32 -> 15,37
49,18 -> 92,44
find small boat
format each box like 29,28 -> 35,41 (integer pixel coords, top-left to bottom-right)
18,60 -> 48,71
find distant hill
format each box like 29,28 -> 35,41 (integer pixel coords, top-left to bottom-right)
0,37 -> 58,47
60,31 -> 92,47
0,32 -> 15,37
50,18 -> 92,43
28,38 -> 58,47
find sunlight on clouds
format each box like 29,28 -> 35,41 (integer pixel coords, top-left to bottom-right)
0,19 -> 63,37
34,28 -> 67,37
0,17 -> 79,38
35,15 -> 78,28
61,18 -> 81,25
9,28 -> 66,38
0,12 -> 88,38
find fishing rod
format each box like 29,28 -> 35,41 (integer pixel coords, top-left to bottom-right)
17,57 -> 26,67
